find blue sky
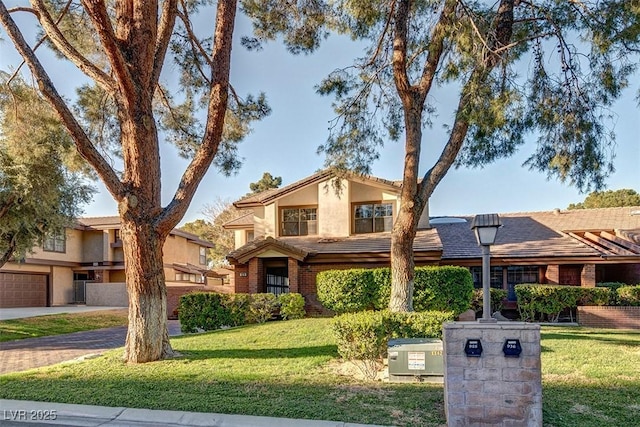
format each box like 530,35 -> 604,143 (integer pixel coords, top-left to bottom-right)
2,8 -> 639,225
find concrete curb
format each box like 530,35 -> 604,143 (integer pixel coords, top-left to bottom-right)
0,400 -> 385,427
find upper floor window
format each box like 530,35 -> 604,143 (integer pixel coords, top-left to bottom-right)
354,202 -> 393,234
281,207 -> 317,236
44,229 -> 66,253
114,229 -> 122,243
246,230 -> 255,242
199,247 -> 207,265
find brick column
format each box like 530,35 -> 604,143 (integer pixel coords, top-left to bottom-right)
581,264 -> 596,287
248,258 -> 259,294
443,322 -> 542,426
545,265 -> 559,285
288,258 -> 300,293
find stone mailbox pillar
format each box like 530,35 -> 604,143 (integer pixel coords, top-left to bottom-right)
443,322 -> 542,427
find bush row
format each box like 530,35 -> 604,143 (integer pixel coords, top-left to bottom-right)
596,282 -> 640,306
332,310 -> 455,362
316,266 -> 474,316
178,292 -> 306,333
470,288 -> 508,315
516,284 -> 612,322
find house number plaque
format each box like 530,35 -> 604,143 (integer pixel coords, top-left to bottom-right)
503,339 -> 522,357
464,339 -> 483,357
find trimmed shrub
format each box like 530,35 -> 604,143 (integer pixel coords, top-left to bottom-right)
617,285 -> 640,306
515,284 -> 611,322
224,293 -> 251,326
470,288 -> 508,315
320,265 -> 473,316
597,282 -> 627,305
247,293 -> 280,324
278,293 -> 306,320
332,310 -> 454,362
179,292 -> 240,333
316,269 -> 376,313
371,268 -> 392,310
413,266 -> 474,316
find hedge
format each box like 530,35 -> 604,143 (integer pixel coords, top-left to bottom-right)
317,266 -> 473,316
470,288 -> 508,316
332,310 -> 454,362
178,292 -> 306,333
316,269 -> 376,314
515,284 -> 610,322
617,285 -> 640,306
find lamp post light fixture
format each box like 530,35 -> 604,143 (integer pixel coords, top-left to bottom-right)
471,214 -> 502,323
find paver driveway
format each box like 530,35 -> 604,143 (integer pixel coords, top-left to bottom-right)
0,321 -> 182,375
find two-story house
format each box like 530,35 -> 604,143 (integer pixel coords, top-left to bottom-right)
0,216 -> 215,309
225,170 -> 640,312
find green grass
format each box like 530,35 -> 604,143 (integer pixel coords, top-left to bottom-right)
0,310 -> 128,342
0,318 -> 444,426
0,319 -> 638,426
540,327 -> 640,427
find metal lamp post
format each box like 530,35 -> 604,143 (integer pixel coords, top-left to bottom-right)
471,214 -> 502,323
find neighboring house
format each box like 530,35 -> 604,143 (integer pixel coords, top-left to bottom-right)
224,170 -> 640,312
0,216 -> 215,308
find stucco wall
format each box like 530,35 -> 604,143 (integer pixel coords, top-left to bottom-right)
51,266 -> 74,305
86,282 -> 128,307
318,177 -> 350,237
82,230 -> 105,263
28,228 -> 84,263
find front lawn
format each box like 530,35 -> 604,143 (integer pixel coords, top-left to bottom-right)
0,318 -> 638,426
0,310 -> 128,342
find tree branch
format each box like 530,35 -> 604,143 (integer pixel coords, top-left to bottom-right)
80,0 -> 136,105
152,0 -> 179,88
0,2 -> 124,200
158,0 -> 238,233
29,1 -> 114,90
392,0 -> 411,98
416,0 -> 458,97
8,0 -> 73,86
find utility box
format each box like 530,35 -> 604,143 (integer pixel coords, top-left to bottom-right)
387,338 -> 444,382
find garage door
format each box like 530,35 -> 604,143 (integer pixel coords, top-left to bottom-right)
0,272 -> 48,308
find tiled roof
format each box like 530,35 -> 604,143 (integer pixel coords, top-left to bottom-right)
222,212 -> 254,229
77,216 -> 121,227
277,229 -> 441,254
434,206 -> 640,260
233,170 -> 402,207
227,229 -> 441,264
78,216 -> 215,247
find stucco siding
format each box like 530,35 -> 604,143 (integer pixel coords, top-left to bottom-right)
51,266 -> 74,305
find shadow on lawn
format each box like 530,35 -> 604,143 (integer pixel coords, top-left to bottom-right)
179,344 -> 338,360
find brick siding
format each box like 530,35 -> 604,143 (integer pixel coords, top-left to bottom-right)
581,264 -> 596,287
166,285 -> 219,319
577,306 -> 640,329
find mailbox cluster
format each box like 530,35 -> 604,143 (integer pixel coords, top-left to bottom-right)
464,338 -> 522,357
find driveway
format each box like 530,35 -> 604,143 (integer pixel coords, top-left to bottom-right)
0,321 -> 182,375
0,306 -> 127,321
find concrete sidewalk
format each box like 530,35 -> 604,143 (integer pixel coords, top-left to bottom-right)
0,400 -> 383,427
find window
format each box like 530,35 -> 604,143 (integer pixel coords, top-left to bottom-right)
281,207 -> 317,236
199,247 -> 207,265
507,266 -> 539,284
44,229 -> 66,253
246,230 -> 255,242
470,266 -> 504,289
354,202 -> 393,234
114,229 -> 122,243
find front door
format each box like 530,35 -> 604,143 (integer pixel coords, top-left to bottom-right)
265,266 -> 289,296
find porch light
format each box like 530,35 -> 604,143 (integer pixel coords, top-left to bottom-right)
471,214 -> 502,323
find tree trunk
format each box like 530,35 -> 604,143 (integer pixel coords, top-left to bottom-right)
121,219 -> 174,363
389,98 -> 424,312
